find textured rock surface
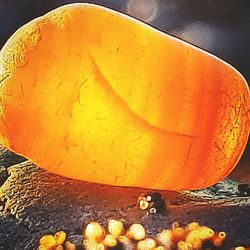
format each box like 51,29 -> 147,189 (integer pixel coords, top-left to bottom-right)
0,147 -> 249,249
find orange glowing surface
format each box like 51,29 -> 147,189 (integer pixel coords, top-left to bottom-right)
0,4 -> 249,190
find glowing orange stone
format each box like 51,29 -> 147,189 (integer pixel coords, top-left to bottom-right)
0,4 -> 249,190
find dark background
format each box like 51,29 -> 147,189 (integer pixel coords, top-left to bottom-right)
0,0 -> 249,180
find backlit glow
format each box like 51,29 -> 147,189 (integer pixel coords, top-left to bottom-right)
126,0 -> 159,23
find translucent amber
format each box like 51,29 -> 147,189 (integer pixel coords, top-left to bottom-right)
0,4 -> 249,190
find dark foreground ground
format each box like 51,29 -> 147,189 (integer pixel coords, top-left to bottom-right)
0,146 -> 249,250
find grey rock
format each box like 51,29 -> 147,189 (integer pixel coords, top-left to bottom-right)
0,147 -> 249,249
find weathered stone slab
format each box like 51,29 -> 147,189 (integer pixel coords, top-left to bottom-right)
0,148 -> 249,249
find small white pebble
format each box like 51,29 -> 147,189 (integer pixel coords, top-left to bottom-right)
137,238 -> 156,250
156,229 -> 173,248
126,223 -> 146,241
104,234 -> 117,247
108,219 -> 124,238
85,222 -> 105,242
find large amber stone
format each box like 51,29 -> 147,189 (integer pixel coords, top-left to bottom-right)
0,4 -> 249,190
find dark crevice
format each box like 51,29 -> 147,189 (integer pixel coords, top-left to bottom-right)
0,147 -> 27,168
0,166 -> 8,187
0,168 -> 12,215
0,74 -> 9,84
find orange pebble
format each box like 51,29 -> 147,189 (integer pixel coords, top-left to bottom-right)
171,222 -> 186,243
0,3 -> 248,191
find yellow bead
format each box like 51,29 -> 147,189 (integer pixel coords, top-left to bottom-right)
137,238 -> 156,250
126,224 -> 146,241
156,229 -> 173,248
218,231 -> 226,240
39,235 -> 57,248
108,219 -> 124,238
197,226 -> 214,240
54,231 -> 67,245
185,229 -> 202,249
103,234 -> 117,247
85,222 -> 105,242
